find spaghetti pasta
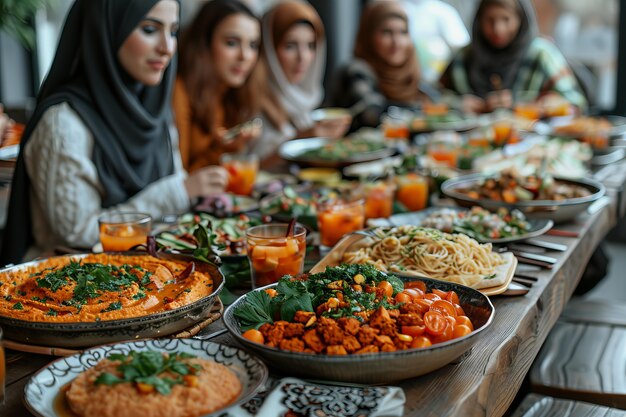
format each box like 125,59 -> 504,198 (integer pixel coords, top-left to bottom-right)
342,226 -> 505,287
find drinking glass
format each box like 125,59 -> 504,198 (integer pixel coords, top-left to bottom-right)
221,153 -> 259,196
427,131 -> 460,168
317,199 -> 365,250
246,223 -> 307,288
98,212 -> 151,252
362,182 -> 395,220
395,174 -> 429,212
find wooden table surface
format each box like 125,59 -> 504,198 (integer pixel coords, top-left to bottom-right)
1,177 -> 623,417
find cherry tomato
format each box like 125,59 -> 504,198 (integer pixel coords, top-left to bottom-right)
452,324 -> 472,339
377,281 -> 394,298
446,291 -> 460,306
432,289 -> 448,299
413,299 -> 433,314
454,304 -> 465,316
264,288 -> 277,298
430,300 -> 458,317
402,325 -> 425,337
403,288 -> 424,300
423,293 -> 442,302
410,336 -> 432,349
424,310 -> 447,336
242,329 -> 264,344
431,321 -> 454,343
405,281 -> 427,293
395,292 -> 412,304
455,315 -> 474,331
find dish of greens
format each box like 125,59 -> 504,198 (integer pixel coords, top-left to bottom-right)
279,137 -> 394,168
156,213 -> 263,257
297,138 -> 387,161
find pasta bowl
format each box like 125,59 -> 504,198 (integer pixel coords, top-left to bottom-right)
223,277 -> 494,384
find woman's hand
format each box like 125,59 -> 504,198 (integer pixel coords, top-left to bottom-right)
461,94 -> 486,114
310,116 -> 352,139
184,165 -> 228,199
485,89 -> 513,112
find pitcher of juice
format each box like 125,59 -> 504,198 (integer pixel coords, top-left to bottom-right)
395,173 -> 428,212
221,153 -> 259,196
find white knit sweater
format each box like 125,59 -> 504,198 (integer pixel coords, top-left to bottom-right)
24,103 -> 190,257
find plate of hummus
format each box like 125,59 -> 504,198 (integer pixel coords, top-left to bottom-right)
24,339 -> 268,417
0,252 -> 224,348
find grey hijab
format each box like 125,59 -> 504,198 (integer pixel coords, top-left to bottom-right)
1,0 -> 178,264
467,0 -> 538,97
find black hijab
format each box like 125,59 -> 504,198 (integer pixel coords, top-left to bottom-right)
467,0 -> 538,97
1,0 -> 178,265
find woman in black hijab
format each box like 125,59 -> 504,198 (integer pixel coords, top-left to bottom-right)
439,0 -> 586,113
1,0 -> 227,264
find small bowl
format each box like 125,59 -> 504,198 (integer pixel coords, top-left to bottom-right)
223,277 -> 494,384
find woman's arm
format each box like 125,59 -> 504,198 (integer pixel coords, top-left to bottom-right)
25,103 -> 190,249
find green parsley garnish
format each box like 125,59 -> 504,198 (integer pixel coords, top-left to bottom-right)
95,351 -> 198,395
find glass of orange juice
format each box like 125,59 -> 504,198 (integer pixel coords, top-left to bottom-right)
246,223 -> 307,288
395,173 -> 429,212
427,132 -> 460,168
317,199 -> 365,250
382,114 -> 410,140
467,126 -> 494,149
513,91 -> 543,120
221,153 -> 259,196
362,182 -> 395,220
98,212 -> 151,252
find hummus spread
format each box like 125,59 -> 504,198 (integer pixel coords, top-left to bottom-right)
0,254 -> 214,322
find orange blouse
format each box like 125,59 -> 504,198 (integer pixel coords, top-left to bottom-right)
172,77 -> 225,172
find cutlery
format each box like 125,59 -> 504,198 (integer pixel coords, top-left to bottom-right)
516,264 -> 542,272
522,238 -> 567,252
501,281 -> 530,296
546,229 -> 579,238
223,117 -> 263,142
513,272 -> 539,281
511,251 -> 557,264
192,328 -> 228,340
512,276 -> 536,286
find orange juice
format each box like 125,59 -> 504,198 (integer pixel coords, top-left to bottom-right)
223,160 -> 258,195
246,224 -> 307,288
514,103 -> 542,120
427,141 -> 459,168
467,136 -> 491,148
423,102 -> 449,116
317,200 -> 365,248
363,183 -> 395,220
384,123 -> 410,140
493,121 -> 513,146
98,213 -> 151,252
396,174 -> 428,211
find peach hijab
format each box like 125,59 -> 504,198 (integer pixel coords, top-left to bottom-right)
354,0 -> 421,103
262,0 -> 326,130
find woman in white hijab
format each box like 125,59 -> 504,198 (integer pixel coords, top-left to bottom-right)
249,0 -> 349,163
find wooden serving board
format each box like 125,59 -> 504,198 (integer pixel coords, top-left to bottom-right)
311,233 -> 516,296
3,298 -> 224,356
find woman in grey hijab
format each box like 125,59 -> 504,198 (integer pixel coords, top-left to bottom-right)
1,0 -> 226,264
440,0 -> 586,113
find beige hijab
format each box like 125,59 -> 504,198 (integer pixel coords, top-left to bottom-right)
261,0 -> 326,131
354,0 -> 421,103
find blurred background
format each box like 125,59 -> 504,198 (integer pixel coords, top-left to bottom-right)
0,0 -> 622,119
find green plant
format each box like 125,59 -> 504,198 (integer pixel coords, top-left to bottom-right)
0,0 -> 50,50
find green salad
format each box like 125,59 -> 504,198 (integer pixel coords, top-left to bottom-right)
298,139 -> 386,161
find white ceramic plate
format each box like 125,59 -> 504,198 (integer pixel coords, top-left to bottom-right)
24,339 -> 268,417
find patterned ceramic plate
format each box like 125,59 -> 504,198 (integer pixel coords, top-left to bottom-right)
23,339 -> 269,417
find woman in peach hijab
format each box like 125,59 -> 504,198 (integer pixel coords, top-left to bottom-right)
249,0 -> 349,162
328,0 -> 430,131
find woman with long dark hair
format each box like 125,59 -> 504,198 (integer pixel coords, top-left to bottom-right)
173,0 -> 263,172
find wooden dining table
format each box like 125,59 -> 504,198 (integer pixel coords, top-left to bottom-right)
2,161 -> 625,417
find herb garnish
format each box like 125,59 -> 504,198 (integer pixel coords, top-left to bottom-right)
35,262 -> 148,311
12,302 -> 24,310
95,351 -> 199,395
101,301 -> 122,313
233,264 -> 404,330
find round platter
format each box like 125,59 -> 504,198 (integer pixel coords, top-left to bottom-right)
0,252 -> 224,348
